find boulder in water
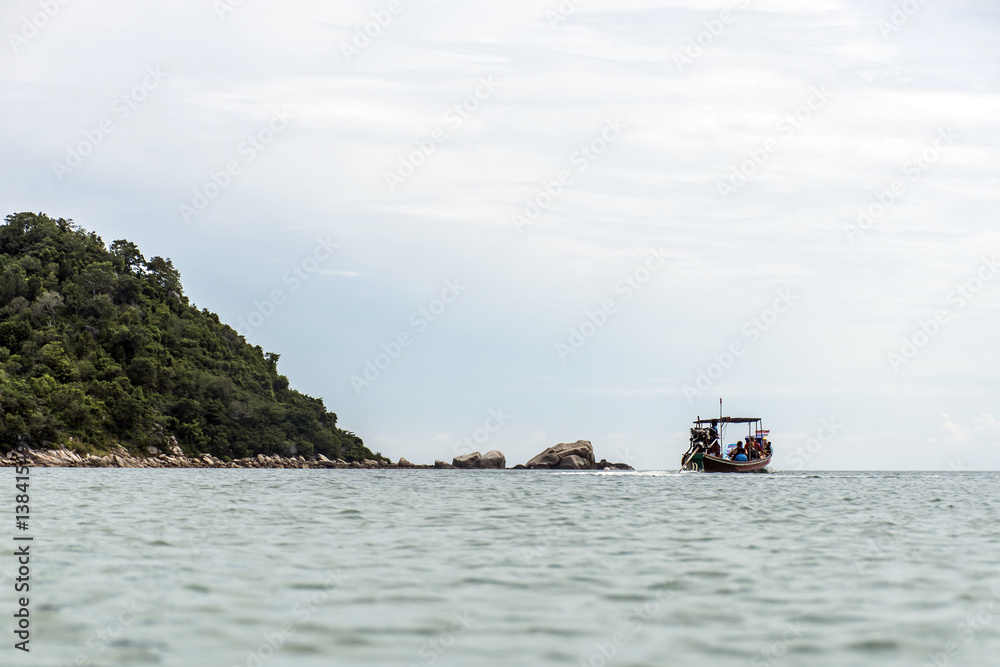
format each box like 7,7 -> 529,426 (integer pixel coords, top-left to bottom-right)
480,450 -> 506,469
526,440 -> 595,469
452,452 -> 482,468
555,454 -> 589,469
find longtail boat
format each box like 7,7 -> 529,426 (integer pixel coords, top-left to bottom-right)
680,414 -> 772,473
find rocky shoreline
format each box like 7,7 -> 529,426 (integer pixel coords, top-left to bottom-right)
0,440 -> 634,471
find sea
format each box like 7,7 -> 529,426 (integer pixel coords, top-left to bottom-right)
9,469 -> 1000,666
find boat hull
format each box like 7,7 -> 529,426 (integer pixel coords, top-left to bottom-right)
701,454 -> 770,473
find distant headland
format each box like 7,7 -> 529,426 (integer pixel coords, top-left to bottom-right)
0,212 -> 377,462
0,213 -> 635,472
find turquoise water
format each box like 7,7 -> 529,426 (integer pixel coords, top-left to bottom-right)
8,469 -> 1000,666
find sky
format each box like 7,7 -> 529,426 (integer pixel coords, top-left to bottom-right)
1,0 -> 998,470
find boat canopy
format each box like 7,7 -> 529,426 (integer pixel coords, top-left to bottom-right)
694,417 -> 760,425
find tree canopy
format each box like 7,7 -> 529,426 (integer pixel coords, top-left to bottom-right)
0,212 -> 376,461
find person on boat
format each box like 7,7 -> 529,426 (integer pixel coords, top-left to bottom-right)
729,443 -> 746,460
761,439 -> 771,456
707,442 -> 721,456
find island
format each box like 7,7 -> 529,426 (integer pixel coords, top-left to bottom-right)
0,212 -> 380,462
0,212 -> 635,471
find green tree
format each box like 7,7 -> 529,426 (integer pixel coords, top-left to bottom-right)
109,240 -> 145,274
145,256 -> 182,294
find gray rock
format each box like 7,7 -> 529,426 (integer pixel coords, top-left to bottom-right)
480,450 -> 506,469
525,440 -> 594,469
398,457 -> 413,468
452,452 -> 482,468
434,460 -> 456,469
555,454 -> 588,469
525,450 -> 560,469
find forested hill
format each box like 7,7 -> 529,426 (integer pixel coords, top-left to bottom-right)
0,212 -> 377,461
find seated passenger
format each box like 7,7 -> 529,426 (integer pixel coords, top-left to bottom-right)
729,443 -> 746,460
733,449 -> 748,462
707,442 -> 721,456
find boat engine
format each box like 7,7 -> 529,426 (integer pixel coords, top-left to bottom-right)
689,427 -> 716,449
681,427 -> 717,471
